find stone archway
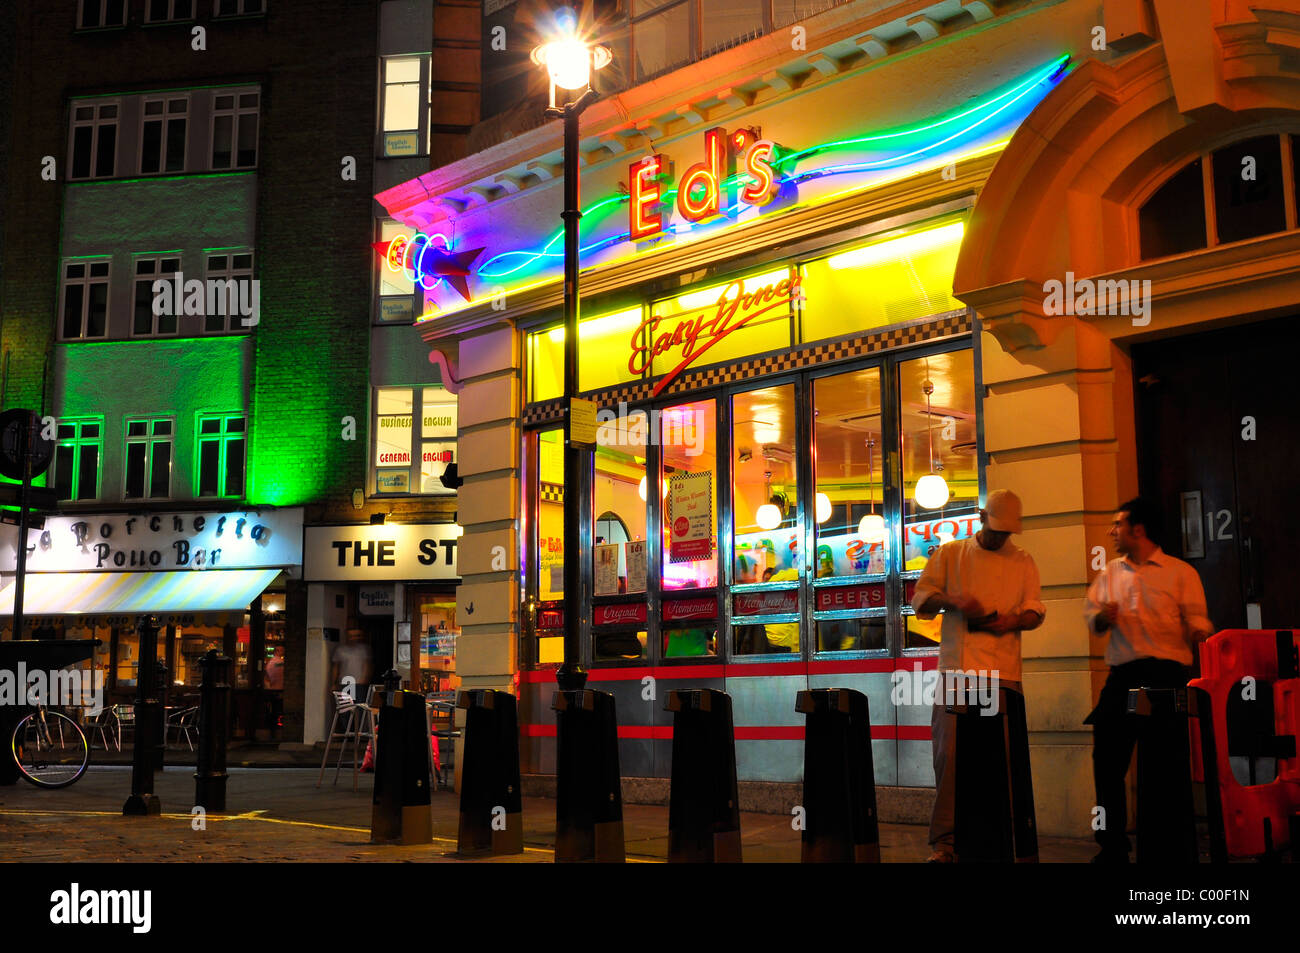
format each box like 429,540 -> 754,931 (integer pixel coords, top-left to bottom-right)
949,4 -> 1300,837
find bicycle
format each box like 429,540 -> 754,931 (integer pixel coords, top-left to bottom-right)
10,704 -> 91,788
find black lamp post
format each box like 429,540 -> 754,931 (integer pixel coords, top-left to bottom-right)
532,10 -> 611,693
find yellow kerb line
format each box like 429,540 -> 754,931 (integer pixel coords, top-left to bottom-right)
0,809 -> 662,861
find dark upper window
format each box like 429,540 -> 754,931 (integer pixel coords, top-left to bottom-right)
77,0 -> 126,29
1139,134 -> 1299,261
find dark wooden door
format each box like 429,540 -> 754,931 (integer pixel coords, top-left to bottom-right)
1134,316 -> 1300,632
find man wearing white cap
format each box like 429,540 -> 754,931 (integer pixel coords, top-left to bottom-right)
911,488 -> 1045,862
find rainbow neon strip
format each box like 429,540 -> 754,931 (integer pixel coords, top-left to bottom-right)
472,56 -> 1069,284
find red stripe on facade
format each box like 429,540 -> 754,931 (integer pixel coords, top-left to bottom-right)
521,723 -> 933,741
520,657 -> 937,685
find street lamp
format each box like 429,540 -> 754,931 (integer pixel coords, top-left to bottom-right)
532,10 -> 611,693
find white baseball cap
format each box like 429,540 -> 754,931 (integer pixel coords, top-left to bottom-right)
984,489 -> 1023,533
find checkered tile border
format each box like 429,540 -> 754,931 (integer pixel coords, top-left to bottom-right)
522,310 -> 971,425
540,482 -> 565,503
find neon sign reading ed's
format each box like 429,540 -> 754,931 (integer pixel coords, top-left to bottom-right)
630,127 -> 780,242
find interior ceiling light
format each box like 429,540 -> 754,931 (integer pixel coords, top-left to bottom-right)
815,492 -> 832,524
915,374 -> 950,510
858,436 -> 886,542
756,470 -> 783,530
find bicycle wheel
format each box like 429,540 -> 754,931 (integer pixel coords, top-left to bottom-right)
12,710 -> 91,788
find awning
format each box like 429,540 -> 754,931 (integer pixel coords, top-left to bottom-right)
0,569 -> 280,616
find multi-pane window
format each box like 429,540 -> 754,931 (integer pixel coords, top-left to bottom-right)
373,386 -> 458,495
376,221 -> 415,322
1139,134 -> 1300,260
133,256 -> 182,336
204,251 -> 255,331
381,57 -> 427,157
70,101 -> 118,179
124,419 -> 174,500
145,0 -> 194,21
214,0 -> 265,16
211,90 -> 260,169
77,0 -> 126,29
140,97 -> 188,174
197,415 -> 246,498
53,420 -> 103,502
61,260 -> 111,340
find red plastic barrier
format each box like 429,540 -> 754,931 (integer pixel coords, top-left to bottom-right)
1188,629 -> 1300,858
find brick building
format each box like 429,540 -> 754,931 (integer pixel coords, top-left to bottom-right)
0,1 -> 467,747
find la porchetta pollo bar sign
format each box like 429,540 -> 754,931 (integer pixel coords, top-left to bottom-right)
11,509 -> 304,572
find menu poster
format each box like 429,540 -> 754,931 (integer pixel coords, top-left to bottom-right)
594,542 -> 621,596
625,540 -> 647,593
669,471 -> 713,563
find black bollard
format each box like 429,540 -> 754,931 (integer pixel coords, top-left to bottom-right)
123,615 -> 163,816
554,689 -> 625,862
194,651 -> 231,813
456,689 -> 523,856
952,686 -> 1038,862
371,688 -> 433,844
1127,685 -> 1198,863
666,688 -> 741,863
0,705 -> 21,786
797,687 -> 880,862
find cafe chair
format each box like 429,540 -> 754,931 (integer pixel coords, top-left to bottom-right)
167,706 -> 200,751
317,689 -> 377,792
85,706 -> 121,751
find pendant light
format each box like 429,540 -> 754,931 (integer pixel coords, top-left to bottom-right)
915,377 -> 950,510
814,492 -> 832,524
858,436 -> 885,542
756,470 -> 783,530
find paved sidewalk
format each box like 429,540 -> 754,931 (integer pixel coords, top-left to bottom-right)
0,766 -> 1096,863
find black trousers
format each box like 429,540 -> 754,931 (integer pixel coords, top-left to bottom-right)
1086,658 -> 1190,854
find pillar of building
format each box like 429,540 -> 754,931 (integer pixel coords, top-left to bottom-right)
976,310 -> 1137,838
447,323 -> 521,780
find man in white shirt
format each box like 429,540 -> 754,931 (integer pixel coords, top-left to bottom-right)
911,489 -> 1045,862
1085,497 -> 1213,863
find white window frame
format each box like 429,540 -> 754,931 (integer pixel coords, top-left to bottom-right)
139,94 -> 190,175
144,0 -> 196,22
375,219 -> 416,324
76,0 -> 127,29
123,417 -> 176,501
379,55 -> 430,158
68,99 -> 119,180
203,250 -> 256,332
60,259 -> 112,340
372,385 -> 458,497
196,413 -> 247,499
131,254 -> 183,338
210,88 -> 260,170
53,418 -> 105,503
213,0 -> 266,18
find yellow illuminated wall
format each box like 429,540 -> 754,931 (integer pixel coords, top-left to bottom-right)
799,217 -> 966,344
528,306 -> 644,400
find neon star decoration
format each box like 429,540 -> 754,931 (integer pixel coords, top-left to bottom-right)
415,54 -> 1070,316
373,232 -> 485,302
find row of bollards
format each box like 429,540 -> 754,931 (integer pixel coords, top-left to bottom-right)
449,686 -> 891,863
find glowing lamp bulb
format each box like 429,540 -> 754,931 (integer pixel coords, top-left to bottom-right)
858,513 -> 886,543
915,473 -> 950,510
547,39 -> 592,89
638,476 -> 647,501
755,503 -> 782,530
815,492 -> 832,524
